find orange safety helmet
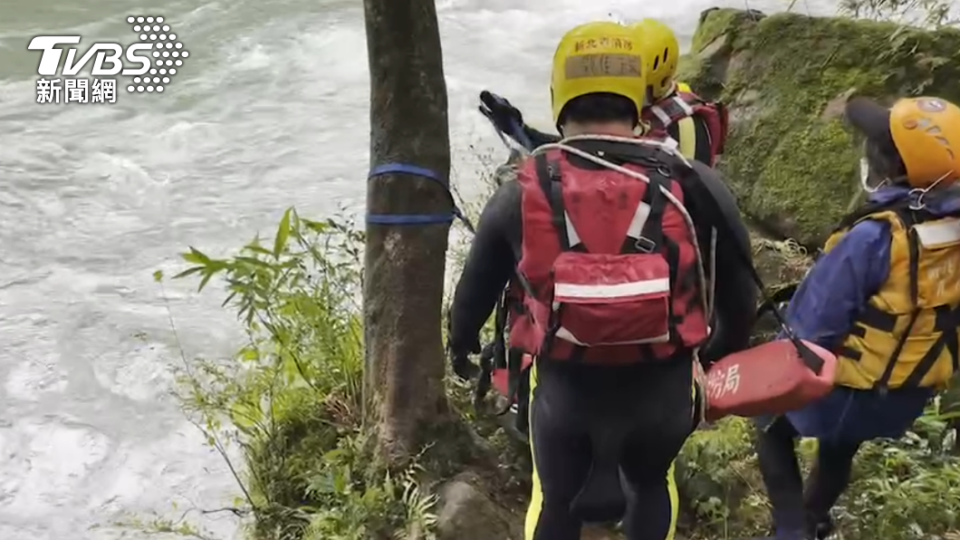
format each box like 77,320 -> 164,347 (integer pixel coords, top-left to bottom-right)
846,96 -> 960,188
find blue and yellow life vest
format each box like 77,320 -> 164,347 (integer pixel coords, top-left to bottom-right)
826,206 -> 960,390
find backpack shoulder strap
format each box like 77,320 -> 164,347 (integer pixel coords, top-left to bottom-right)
649,95 -> 694,127
534,152 -> 583,252
671,164 -> 826,374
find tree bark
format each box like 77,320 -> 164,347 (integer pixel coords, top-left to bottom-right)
362,0 -> 452,464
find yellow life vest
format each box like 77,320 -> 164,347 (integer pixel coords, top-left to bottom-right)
825,207 -> 960,390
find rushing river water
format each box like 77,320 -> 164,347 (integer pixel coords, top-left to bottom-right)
0,0 -> 844,538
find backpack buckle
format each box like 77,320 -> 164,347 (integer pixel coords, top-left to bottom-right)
634,236 -> 656,253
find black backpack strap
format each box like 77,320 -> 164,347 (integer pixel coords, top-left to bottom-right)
756,283 -> 800,319
873,213 -> 921,392
672,165 -> 825,374
495,347 -> 528,417
474,289 -> 510,410
473,341 -> 496,410
535,152 -> 583,252
619,171 -> 667,254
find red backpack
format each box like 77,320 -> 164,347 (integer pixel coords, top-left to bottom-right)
510,138 -> 710,366
642,89 -> 729,166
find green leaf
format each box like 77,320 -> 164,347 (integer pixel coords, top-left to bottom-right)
172,266 -> 205,280
244,244 -> 272,256
235,256 -> 273,268
197,270 -> 215,292
302,218 -> 329,233
274,208 -> 292,259
182,246 -> 211,265
153,269 -> 164,282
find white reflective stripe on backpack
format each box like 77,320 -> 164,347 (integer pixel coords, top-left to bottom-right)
554,325 -> 671,346
554,278 -> 670,300
550,196 -> 654,311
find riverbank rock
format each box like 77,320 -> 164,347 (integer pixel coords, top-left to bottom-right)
436,473 -> 517,540
679,8 -> 960,248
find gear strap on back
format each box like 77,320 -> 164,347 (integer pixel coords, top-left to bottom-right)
655,157 -> 825,374
474,289 -> 509,410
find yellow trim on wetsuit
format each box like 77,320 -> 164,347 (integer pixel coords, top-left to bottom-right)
665,460 -> 679,540
525,360 -> 543,539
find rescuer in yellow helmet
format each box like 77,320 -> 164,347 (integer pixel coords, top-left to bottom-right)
631,18 -> 728,166
753,96 -> 960,540
451,20 -> 757,540
478,18 -> 728,166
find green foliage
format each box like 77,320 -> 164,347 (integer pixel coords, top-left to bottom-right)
678,406 -> 960,540
840,0 -> 958,28
166,208 -> 438,540
681,8 -> 960,247
103,511 -> 218,540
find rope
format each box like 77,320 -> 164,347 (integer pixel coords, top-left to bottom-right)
366,163 -> 473,231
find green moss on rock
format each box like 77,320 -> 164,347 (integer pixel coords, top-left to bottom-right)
680,8 -> 960,247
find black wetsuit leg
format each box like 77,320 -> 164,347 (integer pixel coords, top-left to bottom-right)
804,438 -> 861,537
620,358 -> 698,540
525,358 -> 697,540
525,362 -> 593,540
755,417 -> 808,537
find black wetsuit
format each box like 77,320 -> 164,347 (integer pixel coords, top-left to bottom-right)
449,139 -> 757,540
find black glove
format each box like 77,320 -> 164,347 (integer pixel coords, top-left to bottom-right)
447,333 -> 481,381
452,352 -> 481,381
479,90 -> 524,138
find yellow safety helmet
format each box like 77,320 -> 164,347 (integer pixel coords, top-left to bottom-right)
631,18 -> 680,101
550,21 -> 647,127
847,96 -> 960,188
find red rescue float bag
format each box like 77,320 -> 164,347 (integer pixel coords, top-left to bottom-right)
493,353 -> 534,400
704,338 -> 837,422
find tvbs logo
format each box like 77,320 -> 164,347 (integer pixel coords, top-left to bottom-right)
28,15 -> 189,99
29,36 -> 151,76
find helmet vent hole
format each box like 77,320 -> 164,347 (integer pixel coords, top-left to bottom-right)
653,56 -> 660,70
663,48 -> 670,62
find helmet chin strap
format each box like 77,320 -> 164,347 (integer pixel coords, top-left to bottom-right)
908,170 -> 954,210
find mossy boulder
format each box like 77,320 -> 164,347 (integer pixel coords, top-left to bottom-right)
679,8 -> 960,248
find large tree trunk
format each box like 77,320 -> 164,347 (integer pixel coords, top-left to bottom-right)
362,0 -> 452,464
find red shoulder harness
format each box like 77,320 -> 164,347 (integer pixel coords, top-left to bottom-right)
642,90 -> 729,166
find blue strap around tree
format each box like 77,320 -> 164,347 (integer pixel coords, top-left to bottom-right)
366,163 -> 472,231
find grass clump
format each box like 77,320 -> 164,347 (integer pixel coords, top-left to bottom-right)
163,209 -> 439,540
678,404 -> 960,540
